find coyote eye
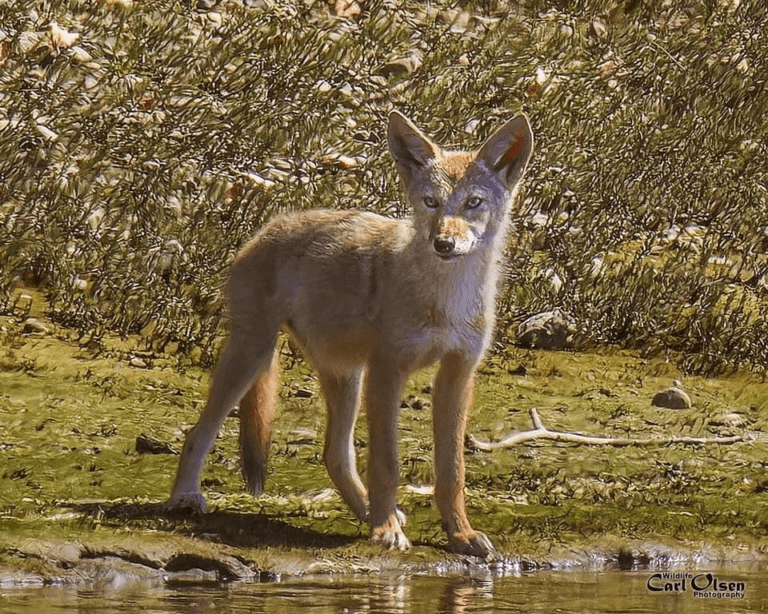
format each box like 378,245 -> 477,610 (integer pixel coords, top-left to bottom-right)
423,196 -> 439,209
466,196 -> 483,209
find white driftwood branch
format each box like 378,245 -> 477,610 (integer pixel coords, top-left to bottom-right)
468,408 -> 752,451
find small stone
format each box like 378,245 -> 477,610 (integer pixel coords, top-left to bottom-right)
34,124 -> 59,142
400,394 -> 430,410
69,45 -> 92,62
651,381 -> 692,409
206,11 -> 223,27
710,412 -> 750,428
129,357 -> 147,369
517,309 -> 575,350
379,55 -> 422,78
508,364 -> 528,376
135,433 -> 178,455
22,318 -> 49,335
591,17 -> 608,39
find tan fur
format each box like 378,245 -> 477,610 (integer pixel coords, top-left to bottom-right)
167,110 -> 534,558
437,151 -> 475,182
437,216 -> 469,238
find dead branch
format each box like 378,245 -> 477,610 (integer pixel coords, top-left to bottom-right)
468,408 -> 753,451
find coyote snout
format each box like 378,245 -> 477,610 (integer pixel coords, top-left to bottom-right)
168,109 -> 534,559
433,216 -> 474,259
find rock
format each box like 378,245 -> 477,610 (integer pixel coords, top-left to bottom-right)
651,381 -> 692,409
165,552 -> 256,582
22,318 -> 49,335
293,387 -> 313,398
709,412 -> 750,428
135,434 -> 178,455
287,428 -> 317,446
322,153 -> 360,169
508,364 -> 528,376
516,309 -> 574,350
591,17 -> 609,39
378,54 -> 422,78
400,394 -> 430,410
129,357 -> 147,369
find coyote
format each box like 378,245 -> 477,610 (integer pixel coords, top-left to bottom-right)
168,110 -> 533,558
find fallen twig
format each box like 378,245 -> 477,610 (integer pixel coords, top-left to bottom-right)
468,408 -> 753,451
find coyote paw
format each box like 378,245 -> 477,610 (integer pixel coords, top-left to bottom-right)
165,492 -> 207,514
447,531 -> 497,560
360,506 -> 407,526
371,525 -> 412,551
395,506 -> 407,527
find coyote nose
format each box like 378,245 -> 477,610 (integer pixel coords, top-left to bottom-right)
433,236 -> 455,256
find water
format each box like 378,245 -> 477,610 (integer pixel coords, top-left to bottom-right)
2,568 -> 766,613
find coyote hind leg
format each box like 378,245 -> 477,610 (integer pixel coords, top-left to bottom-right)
169,328 -> 278,512
319,368 -> 369,521
239,349 -> 279,495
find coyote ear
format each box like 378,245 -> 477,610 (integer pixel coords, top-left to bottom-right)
387,111 -> 439,188
476,114 -> 534,189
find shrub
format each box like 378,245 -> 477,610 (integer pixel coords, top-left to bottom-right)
1,0 -> 766,373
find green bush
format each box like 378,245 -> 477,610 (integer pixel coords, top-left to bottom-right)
1,0 -> 766,373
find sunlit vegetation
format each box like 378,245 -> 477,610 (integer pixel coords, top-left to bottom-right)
1,0 -> 766,374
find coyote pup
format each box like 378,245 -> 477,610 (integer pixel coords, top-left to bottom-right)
169,111 -> 533,558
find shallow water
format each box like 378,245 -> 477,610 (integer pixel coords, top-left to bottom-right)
2,568 -> 765,614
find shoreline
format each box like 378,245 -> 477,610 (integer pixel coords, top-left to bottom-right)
3,533 -> 767,588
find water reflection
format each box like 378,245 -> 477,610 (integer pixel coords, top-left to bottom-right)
4,568 -> 768,613
438,577 -> 495,613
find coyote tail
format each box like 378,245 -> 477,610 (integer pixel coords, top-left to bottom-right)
238,349 -> 279,495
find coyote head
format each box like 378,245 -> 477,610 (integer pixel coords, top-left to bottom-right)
388,111 -> 533,260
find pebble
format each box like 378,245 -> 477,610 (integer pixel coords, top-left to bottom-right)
129,357 -> 147,369
135,433 -> 177,455
517,309 -> 574,350
651,381 -> 692,409
22,318 -> 49,335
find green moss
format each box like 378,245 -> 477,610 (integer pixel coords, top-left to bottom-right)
1,316 -> 767,576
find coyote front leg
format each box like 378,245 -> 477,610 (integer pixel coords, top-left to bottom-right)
433,352 -> 496,559
365,358 -> 411,550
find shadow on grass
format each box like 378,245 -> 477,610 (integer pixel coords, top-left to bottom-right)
67,500 -> 358,550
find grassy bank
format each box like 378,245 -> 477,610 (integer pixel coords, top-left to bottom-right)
2,304 -> 767,579
1,0 -> 767,373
